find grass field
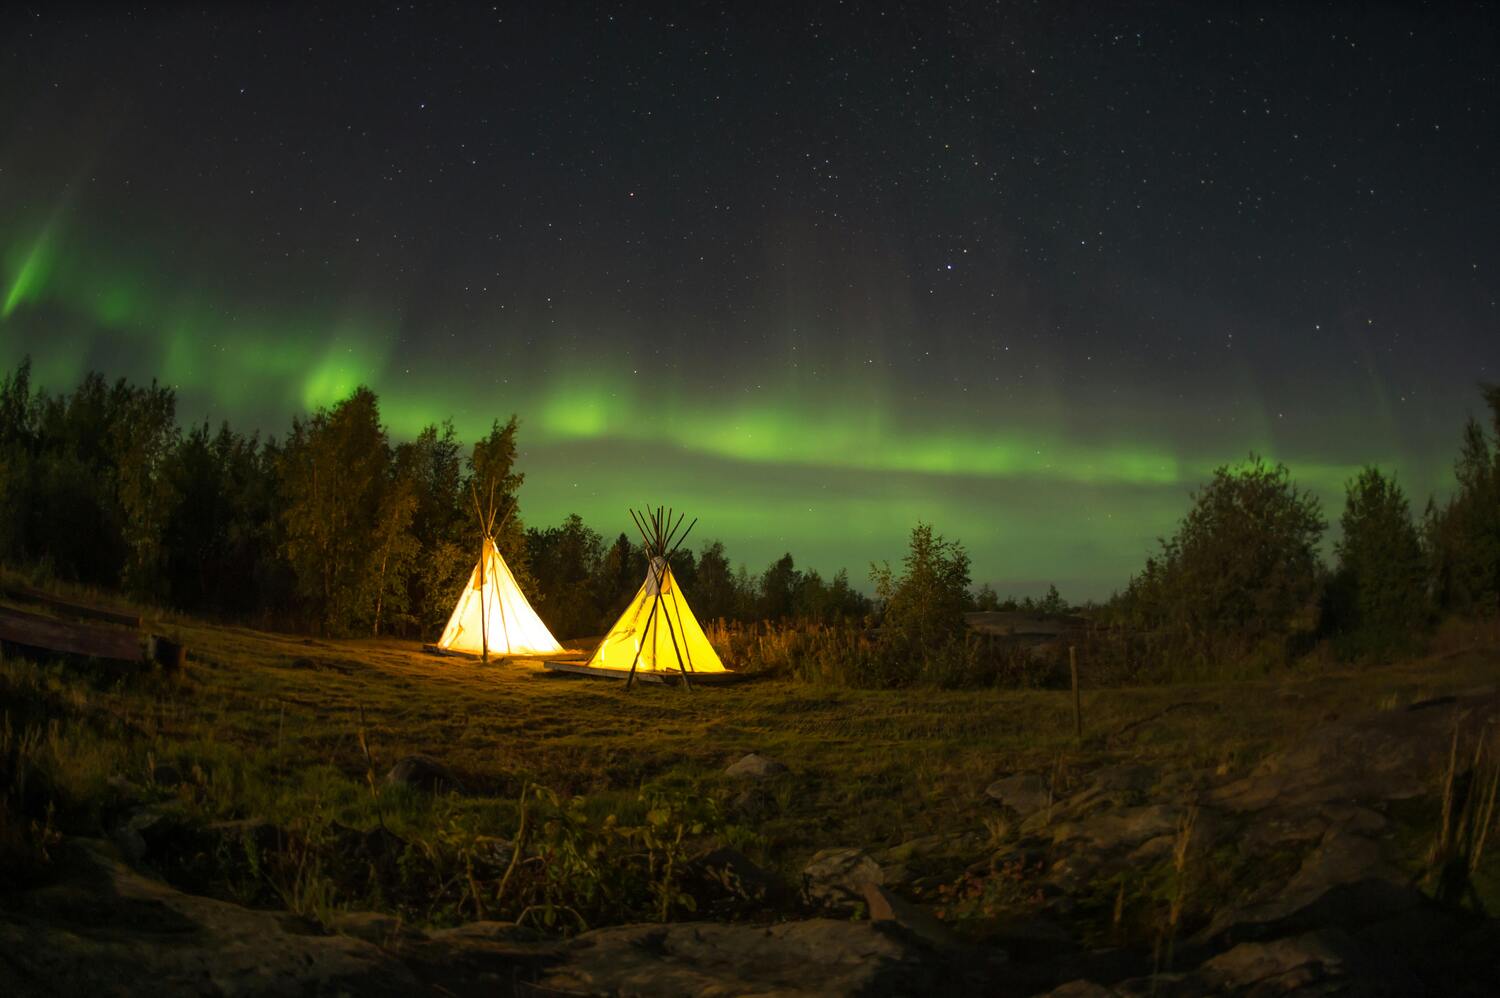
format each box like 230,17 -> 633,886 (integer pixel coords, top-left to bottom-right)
4,598 -> 1499,936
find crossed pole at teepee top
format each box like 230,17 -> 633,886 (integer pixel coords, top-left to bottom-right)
622,505 -> 698,692
470,482 -> 516,664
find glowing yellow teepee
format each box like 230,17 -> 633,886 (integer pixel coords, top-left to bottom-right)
587,507 -> 727,687
438,537 -> 563,657
588,558 -> 726,675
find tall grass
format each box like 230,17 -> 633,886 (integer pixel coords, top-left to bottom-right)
1426,727 -> 1500,908
0,657 -> 136,885
706,619 -> 1063,689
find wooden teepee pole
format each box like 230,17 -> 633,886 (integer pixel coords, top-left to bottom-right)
470,483 -> 492,664
624,593 -> 660,691
656,576 -> 692,691
478,537 -> 489,664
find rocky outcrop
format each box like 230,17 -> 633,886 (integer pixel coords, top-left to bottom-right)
5,691 -> 1497,996
1010,690 -> 1500,996
533,919 -> 950,997
0,841 -> 423,996
801,847 -> 885,913
725,752 -> 789,779
0,841 -> 962,997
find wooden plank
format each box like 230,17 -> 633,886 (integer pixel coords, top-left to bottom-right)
422,643 -> 586,662
0,581 -> 142,629
541,660 -> 749,685
0,605 -> 145,664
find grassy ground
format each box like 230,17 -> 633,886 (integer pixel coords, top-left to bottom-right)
3,594 -> 1499,934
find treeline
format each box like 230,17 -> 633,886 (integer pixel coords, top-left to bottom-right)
0,359 -> 868,638
725,384 -> 1500,688
3,358 -> 1496,683
1101,384 -> 1500,677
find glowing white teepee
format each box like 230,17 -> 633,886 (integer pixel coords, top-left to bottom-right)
437,536 -> 563,657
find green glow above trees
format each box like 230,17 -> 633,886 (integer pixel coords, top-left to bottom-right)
0,227 -> 1448,597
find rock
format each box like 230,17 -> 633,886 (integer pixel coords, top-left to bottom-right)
1088,763 -> 1158,794
110,805 -> 195,866
1043,981 -> 1116,998
425,920 -> 536,943
802,847 -> 885,912
330,910 -> 423,946
1199,931 -> 1351,990
1202,878 -> 1426,950
860,882 -> 967,951
1240,805 -> 1330,852
725,752 -> 788,779
535,919 -> 951,997
985,773 -> 1052,815
384,755 -> 463,794
1282,830 -> 1397,900
1050,804 -> 1183,851
1126,833 -> 1175,864
1319,800 -> 1387,835
1210,691 -> 1500,813
0,840 -> 421,995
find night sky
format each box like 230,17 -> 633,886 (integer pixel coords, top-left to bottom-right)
2,3 -> 1495,598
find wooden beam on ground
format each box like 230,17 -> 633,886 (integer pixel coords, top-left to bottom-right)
0,605 -> 145,665
0,581 -> 142,629
542,660 -> 752,685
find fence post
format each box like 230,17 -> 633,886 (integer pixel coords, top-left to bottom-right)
1070,645 -> 1082,741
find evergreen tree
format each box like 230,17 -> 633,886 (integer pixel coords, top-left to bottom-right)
760,552 -> 799,619
1426,387 -> 1500,616
973,582 -> 1000,612
1327,467 -> 1428,657
692,540 -> 740,623
0,359 -> 37,562
527,513 -> 607,638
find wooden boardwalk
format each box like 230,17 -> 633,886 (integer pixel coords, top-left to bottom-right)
0,604 -> 146,664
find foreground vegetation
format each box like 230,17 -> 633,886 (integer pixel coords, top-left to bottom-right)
3,602 -> 1498,942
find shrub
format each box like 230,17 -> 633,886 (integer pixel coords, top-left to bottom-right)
1112,455 -> 1324,677
866,523 -> 973,685
1425,385 -> 1500,618
1325,467 -> 1429,658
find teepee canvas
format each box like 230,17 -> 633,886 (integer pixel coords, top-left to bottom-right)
583,507 -> 729,687
588,556 -> 726,678
437,536 -> 564,657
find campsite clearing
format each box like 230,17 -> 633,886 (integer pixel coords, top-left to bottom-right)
37,610 -> 1500,883
5,608 -> 1500,991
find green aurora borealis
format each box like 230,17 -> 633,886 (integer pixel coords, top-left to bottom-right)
3,5 -> 1493,598
0,221 -> 1465,599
